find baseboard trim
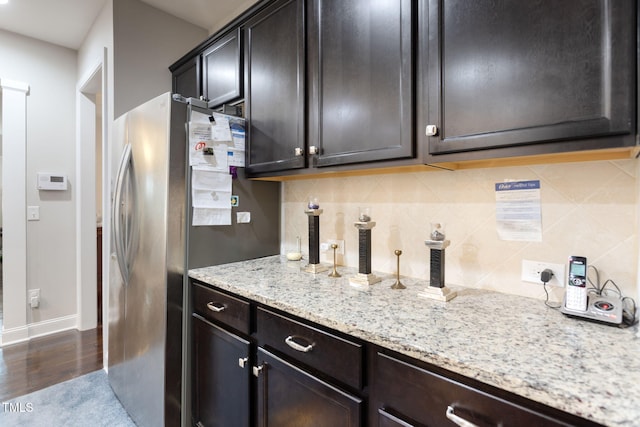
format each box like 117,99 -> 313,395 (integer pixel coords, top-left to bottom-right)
1,314 -> 78,346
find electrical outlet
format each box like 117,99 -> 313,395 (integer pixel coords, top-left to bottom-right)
28,289 -> 40,308
325,239 -> 345,255
521,260 -> 565,287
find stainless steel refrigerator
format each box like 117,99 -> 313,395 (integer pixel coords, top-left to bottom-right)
108,92 -> 280,427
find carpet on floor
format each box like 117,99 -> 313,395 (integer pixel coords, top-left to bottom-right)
0,369 -> 136,427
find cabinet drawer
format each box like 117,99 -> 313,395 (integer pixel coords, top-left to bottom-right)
192,282 -> 250,335
256,307 -> 363,390
374,351 -> 596,427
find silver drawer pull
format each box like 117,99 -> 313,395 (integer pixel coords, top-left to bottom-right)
285,335 -> 314,353
206,302 -> 225,313
238,357 -> 249,368
446,406 -> 479,427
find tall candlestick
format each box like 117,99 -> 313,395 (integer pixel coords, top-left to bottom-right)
420,224 -> 457,301
349,218 -> 380,286
303,207 -> 328,273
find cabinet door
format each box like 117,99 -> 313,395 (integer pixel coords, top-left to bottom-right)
423,0 -> 636,155
245,0 -> 306,174
192,315 -> 250,427
255,348 -> 362,427
308,0 -> 414,167
203,28 -> 243,108
171,56 -> 201,99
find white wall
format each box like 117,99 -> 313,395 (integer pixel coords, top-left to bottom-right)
74,0 -> 113,354
0,29 -> 78,336
113,0 -> 207,118
76,0 -> 206,361
0,0 -> 205,346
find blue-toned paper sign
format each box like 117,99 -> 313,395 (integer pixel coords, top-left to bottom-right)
495,180 -> 542,242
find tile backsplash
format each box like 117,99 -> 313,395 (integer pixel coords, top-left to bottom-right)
281,159 -> 639,303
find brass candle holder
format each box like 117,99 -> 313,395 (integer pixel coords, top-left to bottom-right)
328,243 -> 341,278
391,249 -> 406,289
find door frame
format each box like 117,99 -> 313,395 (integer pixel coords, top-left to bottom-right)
76,49 -> 108,332
0,78 -> 30,346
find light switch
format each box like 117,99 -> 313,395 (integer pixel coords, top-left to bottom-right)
27,206 -> 40,221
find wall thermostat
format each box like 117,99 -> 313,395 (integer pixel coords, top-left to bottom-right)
37,173 -> 68,191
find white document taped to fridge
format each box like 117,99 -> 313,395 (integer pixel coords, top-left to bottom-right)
213,112 -> 246,167
227,120 -> 246,167
189,135 -> 228,171
192,208 -> 231,226
191,167 -> 232,226
495,180 -> 542,242
188,114 -> 227,171
188,111 -> 212,166
211,114 -> 232,142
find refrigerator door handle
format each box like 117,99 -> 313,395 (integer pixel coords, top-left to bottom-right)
113,143 -> 133,283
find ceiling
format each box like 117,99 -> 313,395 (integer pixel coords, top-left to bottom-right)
0,0 -> 258,50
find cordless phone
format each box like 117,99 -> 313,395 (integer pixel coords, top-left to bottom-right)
565,256 -> 588,311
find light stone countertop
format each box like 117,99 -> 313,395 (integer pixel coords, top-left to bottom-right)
189,255 -> 640,427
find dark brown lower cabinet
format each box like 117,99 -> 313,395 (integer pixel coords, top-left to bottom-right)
191,315 -> 251,427
254,347 -> 362,427
371,349 -> 602,427
189,279 -> 600,427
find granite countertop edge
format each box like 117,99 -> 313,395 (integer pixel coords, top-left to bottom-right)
189,255 -> 640,427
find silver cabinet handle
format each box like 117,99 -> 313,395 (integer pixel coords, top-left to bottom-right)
206,302 -> 225,313
446,406 -> 479,427
252,364 -> 264,377
309,145 -> 319,155
238,357 -> 249,368
285,335 -> 314,353
294,147 -> 304,156
425,124 -> 438,136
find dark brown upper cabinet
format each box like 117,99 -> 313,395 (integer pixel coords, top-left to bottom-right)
202,28 -> 243,108
244,0 -> 306,174
307,0 -> 415,167
171,55 -> 201,99
421,0 -> 637,159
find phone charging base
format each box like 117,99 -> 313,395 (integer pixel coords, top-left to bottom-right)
560,293 -> 623,325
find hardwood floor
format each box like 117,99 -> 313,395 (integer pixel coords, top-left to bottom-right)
0,327 -> 103,401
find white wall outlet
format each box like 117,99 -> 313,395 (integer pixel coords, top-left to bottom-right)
29,288 -> 40,308
325,239 -> 345,255
521,260 -> 565,287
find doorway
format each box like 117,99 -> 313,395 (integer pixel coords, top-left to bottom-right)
77,61 -> 105,332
